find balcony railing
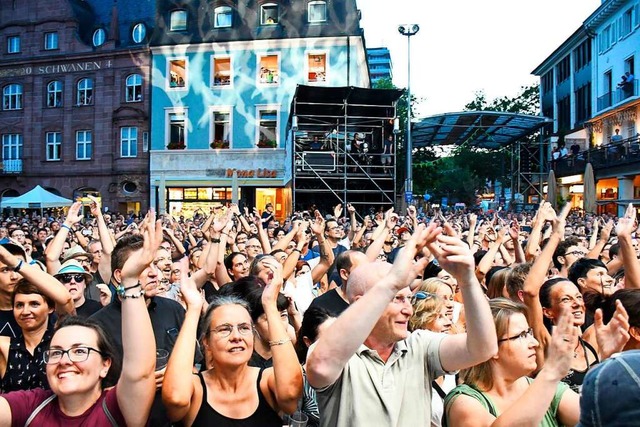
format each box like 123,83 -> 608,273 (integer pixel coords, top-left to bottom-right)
552,135 -> 640,175
597,80 -> 638,112
1,159 -> 22,173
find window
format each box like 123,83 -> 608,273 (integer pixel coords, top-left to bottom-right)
76,130 -> 92,160
573,39 -> 591,72
3,84 -> 22,110
120,127 -> 138,157
257,109 -> 278,147
132,23 -> 146,43
45,132 -> 62,161
261,3 -> 278,25
47,81 -> 63,108
92,29 -> 106,47
307,53 -> 327,82
76,78 -> 93,106
2,134 -> 23,160
44,32 -> 58,50
125,74 -> 142,102
214,6 -> 233,28
168,59 -> 187,88
211,111 -> 231,148
541,72 -> 553,94
575,83 -> 592,124
557,96 -> 570,131
556,56 -> 570,84
7,36 -> 20,54
308,1 -> 327,23
170,10 -> 187,31
168,112 -> 186,149
622,8 -> 633,38
213,57 -> 232,87
258,55 -> 279,85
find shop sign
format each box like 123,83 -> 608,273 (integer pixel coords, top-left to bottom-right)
225,168 -> 277,178
0,60 -> 113,78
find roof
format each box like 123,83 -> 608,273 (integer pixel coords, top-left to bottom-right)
287,85 -> 404,133
411,111 -> 552,150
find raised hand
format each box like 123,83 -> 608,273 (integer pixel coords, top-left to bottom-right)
96,283 -> 112,307
426,223 -> 474,282
407,205 -> 417,218
347,203 -> 356,216
260,258 -> 284,306
334,203 -> 343,219
544,308 -> 578,381
594,300 -> 630,359
384,208 -> 398,230
508,220 -> 520,241
385,223 -> 437,292
179,260 -> 204,310
615,203 -> 636,238
310,210 -> 325,236
550,202 -> 571,237
87,195 -> 101,217
66,201 -> 84,226
121,209 -> 162,281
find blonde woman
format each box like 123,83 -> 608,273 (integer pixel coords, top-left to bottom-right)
420,278 -> 464,333
409,290 -> 454,427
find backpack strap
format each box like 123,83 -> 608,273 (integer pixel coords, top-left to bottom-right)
24,394 -> 57,427
102,397 -> 119,427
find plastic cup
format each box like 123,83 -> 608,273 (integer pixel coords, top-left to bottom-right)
288,411 -> 308,427
155,349 -> 169,370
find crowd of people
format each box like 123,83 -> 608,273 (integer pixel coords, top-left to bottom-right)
0,197 -> 639,426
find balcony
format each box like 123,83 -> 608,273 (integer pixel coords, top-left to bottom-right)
597,80 -> 638,112
552,135 -> 640,176
1,159 -> 22,174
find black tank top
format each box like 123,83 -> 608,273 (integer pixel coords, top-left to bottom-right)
192,368 -> 283,427
0,328 -> 52,393
561,338 -> 599,393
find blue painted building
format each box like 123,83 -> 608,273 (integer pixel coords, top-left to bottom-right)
367,47 -> 393,85
149,0 -> 370,217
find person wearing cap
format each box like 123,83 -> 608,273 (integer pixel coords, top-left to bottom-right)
386,225 -> 411,264
0,242 -> 75,392
579,350 -> 640,426
54,260 -> 102,318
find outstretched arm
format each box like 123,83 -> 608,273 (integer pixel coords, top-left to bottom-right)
44,201 -> 83,275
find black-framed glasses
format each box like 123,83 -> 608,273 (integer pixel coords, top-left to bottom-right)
60,274 -> 85,283
44,346 -> 103,364
565,250 -> 588,257
207,323 -> 253,338
498,327 -> 534,343
411,291 -> 436,304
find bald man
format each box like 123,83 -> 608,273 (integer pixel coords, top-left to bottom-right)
306,223 -> 497,427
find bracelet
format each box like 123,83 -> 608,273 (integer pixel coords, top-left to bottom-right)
212,237 -> 221,243
61,224 -> 74,232
121,289 -> 145,299
13,259 -> 23,273
269,338 -> 292,347
116,283 -> 141,297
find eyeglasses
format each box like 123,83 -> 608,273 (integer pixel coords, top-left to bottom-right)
411,291 -> 436,304
43,346 -> 103,364
207,323 -> 253,338
77,258 -> 91,265
60,274 -> 85,283
246,244 -> 262,249
565,250 -> 588,257
327,226 -> 343,231
498,327 -> 534,343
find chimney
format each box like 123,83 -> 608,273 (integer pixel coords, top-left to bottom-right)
110,0 -> 120,44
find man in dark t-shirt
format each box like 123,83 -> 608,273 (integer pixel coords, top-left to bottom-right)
54,259 -> 102,318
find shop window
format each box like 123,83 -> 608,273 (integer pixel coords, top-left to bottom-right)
46,132 -> 61,161
121,127 -> 138,157
2,134 -> 23,160
125,74 -> 143,102
168,59 -> 187,89
44,32 -> 58,50
7,35 -> 20,54
76,78 -> 93,106
257,109 -> 278,148
76,130 -> 92,160
211,111 -> 231,149
308,1 -> 327,23
307,53 -> 327,82
214,6 -> 233,28
168,112 -> 186,149
258,54 -> 279,85
261,3 -> 278,25
47,81 -> 63,108
132,23 -> 146,43
170,10 -> 187,31
93,28 -> 106,47
3,84 -> 22,110
213,57 -> 232,87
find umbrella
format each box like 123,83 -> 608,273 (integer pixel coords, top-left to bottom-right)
583,163 -> 596,214
547,169 -> 557,210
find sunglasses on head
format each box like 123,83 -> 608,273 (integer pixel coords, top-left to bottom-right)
411,291 -> 436,304
60,274 -> 85,283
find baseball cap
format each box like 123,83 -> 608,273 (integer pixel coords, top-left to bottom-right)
578,350 -> 640,426
396,226 -> 410,236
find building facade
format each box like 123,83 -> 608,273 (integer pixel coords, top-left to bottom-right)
0,0 -> 155,214
532,0 -> 640,216
149,0 -> 370,218
367,46 -> 393,85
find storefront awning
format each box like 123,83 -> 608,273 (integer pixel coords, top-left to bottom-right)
412,111 -> 552,150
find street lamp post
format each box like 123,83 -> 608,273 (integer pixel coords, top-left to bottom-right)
398,24 -> 419,205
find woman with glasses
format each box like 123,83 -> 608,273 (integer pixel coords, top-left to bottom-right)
409,290 -> 454,427
0,211 -> 161,425
162,258 -> 302,427
444,298 -> 580,427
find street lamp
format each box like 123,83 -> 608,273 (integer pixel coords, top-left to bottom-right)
398,24 -> 419,204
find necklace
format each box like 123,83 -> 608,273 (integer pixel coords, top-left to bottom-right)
573,339 -> 582,359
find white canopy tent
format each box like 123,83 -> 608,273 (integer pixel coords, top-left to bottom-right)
1,185 -> 72,209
